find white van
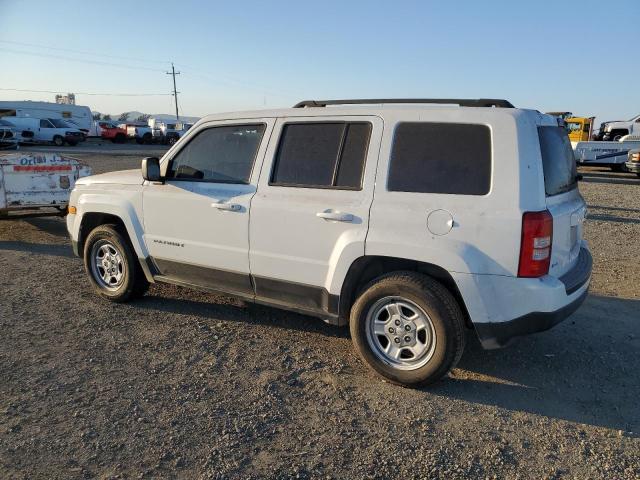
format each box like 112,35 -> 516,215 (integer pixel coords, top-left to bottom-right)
5,117 -> 86,146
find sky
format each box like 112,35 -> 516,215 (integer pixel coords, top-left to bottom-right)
0,0 -> 638,123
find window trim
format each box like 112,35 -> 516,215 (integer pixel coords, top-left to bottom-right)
386,121 -> 493,196
268,121 -> 372,191
165,122 -> 267,185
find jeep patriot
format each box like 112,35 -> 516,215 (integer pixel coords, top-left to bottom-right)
67,98 -> 592,385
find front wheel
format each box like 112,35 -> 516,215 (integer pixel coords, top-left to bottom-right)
83,224 -> 149,302
52,135 -> 64,147
350,271 -> 466,386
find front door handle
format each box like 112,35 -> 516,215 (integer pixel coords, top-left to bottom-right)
316,211 -> 354,222
211,202 -> 241,212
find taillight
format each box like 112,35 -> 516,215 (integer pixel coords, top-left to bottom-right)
518,210 -> 553,278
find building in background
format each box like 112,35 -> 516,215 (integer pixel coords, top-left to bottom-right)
55,93 -> 76,105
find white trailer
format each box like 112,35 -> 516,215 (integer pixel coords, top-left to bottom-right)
574,137 -> 640,171
0,153 -> 92,218
0,101 -> 93,135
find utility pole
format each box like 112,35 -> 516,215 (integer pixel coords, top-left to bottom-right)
166,62 -> 180,121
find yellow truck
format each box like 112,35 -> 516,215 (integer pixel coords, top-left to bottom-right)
546,112 -> 594,143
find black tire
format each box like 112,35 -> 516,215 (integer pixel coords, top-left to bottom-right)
611,164 -> 628,173
143,132 -> 152,144
114,133 -> 126,144
168,136 -> 178,146
52,135 -> 64,147
83,224 -> 149,302
350,271 -> 466,387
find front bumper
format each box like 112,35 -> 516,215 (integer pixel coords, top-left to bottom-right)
458,246 -> 592,349
65,133 -> 86,143
625,161 -> 640,173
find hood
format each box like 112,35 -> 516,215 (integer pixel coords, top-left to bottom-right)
76,168 -> 143,186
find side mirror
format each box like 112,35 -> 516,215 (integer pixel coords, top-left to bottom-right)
141,157 -> 162,182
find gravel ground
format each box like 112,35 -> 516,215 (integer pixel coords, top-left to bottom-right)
0,153 -> 639,479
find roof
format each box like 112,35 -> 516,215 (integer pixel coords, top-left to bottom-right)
196,103 -> 533,124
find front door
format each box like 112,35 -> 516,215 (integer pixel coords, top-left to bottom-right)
249,116 -> 382,316
143,119 -> 273,296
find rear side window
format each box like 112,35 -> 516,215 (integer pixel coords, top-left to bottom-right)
388,123 -> 491,195
538,126 -> 577,196
271,122 -> 371,189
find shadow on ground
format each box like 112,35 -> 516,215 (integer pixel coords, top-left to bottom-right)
0,240 -> 74,258
134,286 -> 639,433
431,295 -> 639,433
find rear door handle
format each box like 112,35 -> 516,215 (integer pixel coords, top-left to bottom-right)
211,202 -> 241,212
316,211 -> 354,222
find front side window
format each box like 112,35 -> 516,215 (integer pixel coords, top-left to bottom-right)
388,122 -> 492,195
167,124 -> 265,183
270,122 -> 371,189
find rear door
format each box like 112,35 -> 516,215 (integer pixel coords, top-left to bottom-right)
538,125 -> 586,277
249,116 -> 382,315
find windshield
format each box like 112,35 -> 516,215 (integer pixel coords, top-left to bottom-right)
0,119 -> 14,127
49,118 -> 73,128
538,126 -> 577,196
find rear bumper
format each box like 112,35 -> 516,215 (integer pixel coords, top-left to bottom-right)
453,245 -> 592,349
474,288 -> 588,349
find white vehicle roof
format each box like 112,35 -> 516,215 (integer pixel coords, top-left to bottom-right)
195,102 -> 545,125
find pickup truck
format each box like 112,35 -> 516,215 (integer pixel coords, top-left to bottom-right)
595,114 -> 640,141
123,123 -> 153,145
100,124 -> 128,143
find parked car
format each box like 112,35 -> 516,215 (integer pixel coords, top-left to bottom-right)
66,98 -> 592,386
3,117 -> 86,146
625,149 -> 640,177
0,119 -> 19,150
0,152 -> 91,218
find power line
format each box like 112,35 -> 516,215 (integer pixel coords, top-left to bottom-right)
0,39 -> 169,65
0,88 -> 171,97
176,63 -> 300,100
0,48 -> 165,73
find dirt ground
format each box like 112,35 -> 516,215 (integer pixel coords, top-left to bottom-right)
0,152 -> 639,479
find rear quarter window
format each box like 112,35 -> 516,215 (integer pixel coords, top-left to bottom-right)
538,126 -> 577,196
388,122 -> 491,195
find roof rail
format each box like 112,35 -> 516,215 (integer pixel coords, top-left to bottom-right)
293,98 -> 515,109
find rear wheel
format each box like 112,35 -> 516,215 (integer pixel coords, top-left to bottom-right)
83,225 -> 148,302
113,133 -> 126,144
143,132 -> 152,144
52,135 -> 64,147
350,271 -> 466,386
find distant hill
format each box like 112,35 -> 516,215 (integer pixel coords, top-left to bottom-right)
92,111 -> 200,123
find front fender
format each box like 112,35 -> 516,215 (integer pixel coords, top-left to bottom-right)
72,188 -> 147,258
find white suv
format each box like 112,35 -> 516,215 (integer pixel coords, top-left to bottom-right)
66,99 -> 592,386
